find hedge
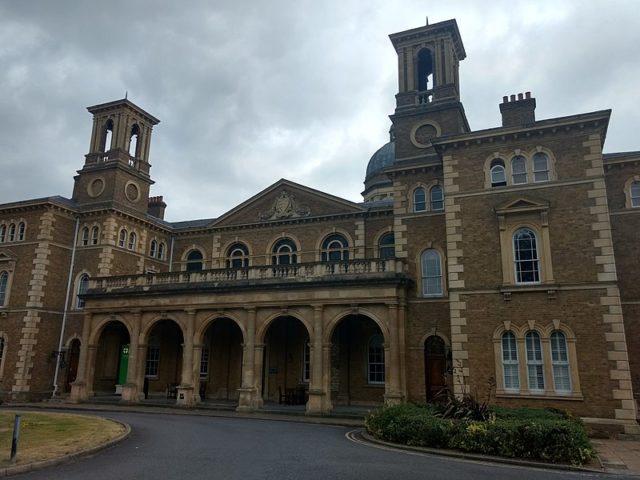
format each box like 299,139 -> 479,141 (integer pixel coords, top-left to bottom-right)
365,404 -> 594,465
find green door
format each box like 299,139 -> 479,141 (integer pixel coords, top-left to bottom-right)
118,344 -> 129,385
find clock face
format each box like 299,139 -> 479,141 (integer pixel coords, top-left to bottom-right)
125,181 -> 140,202
413,124 -> 438,146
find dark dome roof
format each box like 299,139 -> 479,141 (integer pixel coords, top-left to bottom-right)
365,141 -> 395,180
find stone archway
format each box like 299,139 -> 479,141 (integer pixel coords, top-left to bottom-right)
143,319 -> 184,399
199,318 -> 243,402
93,321 -> 130,395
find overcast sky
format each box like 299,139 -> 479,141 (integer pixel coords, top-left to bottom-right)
1,1 -> 638,222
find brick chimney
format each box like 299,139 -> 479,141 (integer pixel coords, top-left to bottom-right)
499,92 -> 536,127
148,196 -> 167,220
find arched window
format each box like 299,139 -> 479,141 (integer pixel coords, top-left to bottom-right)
321,234 -> 349,262
378,232 -> 395,259
81,227 -> 90,246
501,331 -> 519,390
158,242 -> 166,260
525,331 -> 544,391
511,155 -> 527,184
0,225 -> 5,243
421,249 -> 442,297
416,48 -> 433,91
7,224 -> 15,242
513,228 -> 540,284
186,250 -> 204,272
368,334 -> 385,384
91,226 -> 100,245
0,271 -> 9,306
149,240 -> 158,258
17,222 -> 25,241
490,159 -> 507,187
272,239 -> 297,266
631,181 -> 640,208
76,273 -> 89,309
413,187 -> 426,212
129,124 -> 140,158
551,331 -> 571,392
430,185 -> 444,211
128,232 -> 137,250
118,229 -> 127,248
226,243 -> 249,268
533,152 -> 550,183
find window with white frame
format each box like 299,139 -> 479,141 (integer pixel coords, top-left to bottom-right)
128,232 -> 137,250
0,225 -> 5,243
76,273 -> 89,309
17,222 -> 25,241
118,229 -> 127,248
0,271 -> 8,306
226,243 -> 249,268
501,331 -> 519,391
272,239 -> 297,266
511,155 -> 528,184
200,342 -> 210,378
490,159 -> 507,187
321,234 -> 349,262
158,242 -> 166,260
533,153 -> 550,182
525,331 -> 545,391
149,240 -> 158,258
367,334 -> 385,384
145,336 -> 160,377
421,249 -> 443,296
91,226 -> 99,245
513,228 -> 540,284
81,227 -> 90,246
551,331 -> 571,392
7,224 -> 15,242
430,185 -> 444,211
378,232 -> 395,259
630,181 -> 640,208
413,187 -> 426,212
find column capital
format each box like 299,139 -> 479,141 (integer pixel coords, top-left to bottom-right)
185,308 -> 197,316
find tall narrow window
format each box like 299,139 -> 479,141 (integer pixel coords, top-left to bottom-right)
413,188 -> 426,212
272,239 -> 297,266
533,153 -> 550,183
101,119 -> 114,153
226,243 -> 249,268
490,159 -> 507,187
129,124 -> 140,158
511,156 -> 527,184
525,331 -> 545,391
302,338 -> 310,383
81,227 -> 90,246
7,224 -> 15,242
416,48 -> 433,91
631,181 -> 640,208
501,331 -> 519,390
145,336 -> 160,377
421,249 -> 443,297
430,185 -> 444,211
186,250 -> 204,272
0,225 -> 5,243
200,342 -> 210,378
91,226 -> 99,245
378,232 -> 395,259
149,240 -> 158,258
76,274 -> 89,309
0,271 -> 8,306
128,232 -> 137,250
158,242 -> 166,260
118,229 -> 127,248
17,222 -> 25,241
321,234 -> 349,262
550,331 -> 571,392
513,228 -> 540,284
368,334 -> 385,384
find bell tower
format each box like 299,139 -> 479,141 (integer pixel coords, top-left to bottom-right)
72,98 -> 160,214
389,19 -> 469,163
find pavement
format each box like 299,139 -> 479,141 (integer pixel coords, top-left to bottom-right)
2,400 -> 639,477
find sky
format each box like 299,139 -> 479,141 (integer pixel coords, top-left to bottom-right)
1,1 -> 639,222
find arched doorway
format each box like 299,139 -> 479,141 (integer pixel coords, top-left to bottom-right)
93,321 -> 130,395
330,315 -> 385,407
262,316 -> 309,405
143,320 -> 184,399
64,339 -> 81,393
424,335 -> 447,402
199,318 -> 243,402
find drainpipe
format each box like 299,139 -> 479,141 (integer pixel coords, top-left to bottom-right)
52,216 -> 80,398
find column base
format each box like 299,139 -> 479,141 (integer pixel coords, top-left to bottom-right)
383,392 -> 403,405
306,389 -> 329,415
176,386 -> 195,406
68,381 -> 89,403
120,383 -> 139,402
236,387 -> 260,412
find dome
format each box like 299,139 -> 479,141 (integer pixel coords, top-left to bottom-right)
365,141 -> 396,181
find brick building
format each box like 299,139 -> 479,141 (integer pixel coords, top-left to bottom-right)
0,19 -> 638,435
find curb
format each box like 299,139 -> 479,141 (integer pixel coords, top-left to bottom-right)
0,415 -> 131,477
350,429 -> 606,474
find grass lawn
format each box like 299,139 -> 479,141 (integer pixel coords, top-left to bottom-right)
0,410 -> 126,467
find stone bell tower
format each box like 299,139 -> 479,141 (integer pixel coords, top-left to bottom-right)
389,19 -> 470,163
72,98 -> 160,214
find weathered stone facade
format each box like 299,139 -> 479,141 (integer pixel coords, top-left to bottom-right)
0,18 -> 638,435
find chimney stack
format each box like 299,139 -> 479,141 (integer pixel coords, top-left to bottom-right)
148,195 -> 167,220
499,91 -> 536,127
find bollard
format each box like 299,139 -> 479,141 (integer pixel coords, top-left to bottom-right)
10,414 -> 21,464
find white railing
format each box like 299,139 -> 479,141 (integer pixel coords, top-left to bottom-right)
89,258 -> 403,291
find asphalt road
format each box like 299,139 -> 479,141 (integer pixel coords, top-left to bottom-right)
15,412 -> 634,479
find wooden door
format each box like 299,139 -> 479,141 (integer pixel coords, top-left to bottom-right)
64,340 -> 81,393
424,336 -> 446,402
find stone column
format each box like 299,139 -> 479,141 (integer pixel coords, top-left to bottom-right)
322,343 -> 333,412
253,343 -> 265,408
69,312 -> 93,403
137,343 -> 148,399
237,308 -> 257,411
384,303 -> 402,404
307,305 -> 326,414
177,309 -> 196,406
193,345 -> 203,402
121,310 -> 141,402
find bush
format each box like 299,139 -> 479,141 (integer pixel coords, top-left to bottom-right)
365,404 -> 594,465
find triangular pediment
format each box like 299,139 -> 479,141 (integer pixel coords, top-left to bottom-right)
211,179 -> 366,227
494,196 -> 549,215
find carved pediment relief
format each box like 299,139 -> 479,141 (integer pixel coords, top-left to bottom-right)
258,189 -> 311,221
494,196 -> 549,215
